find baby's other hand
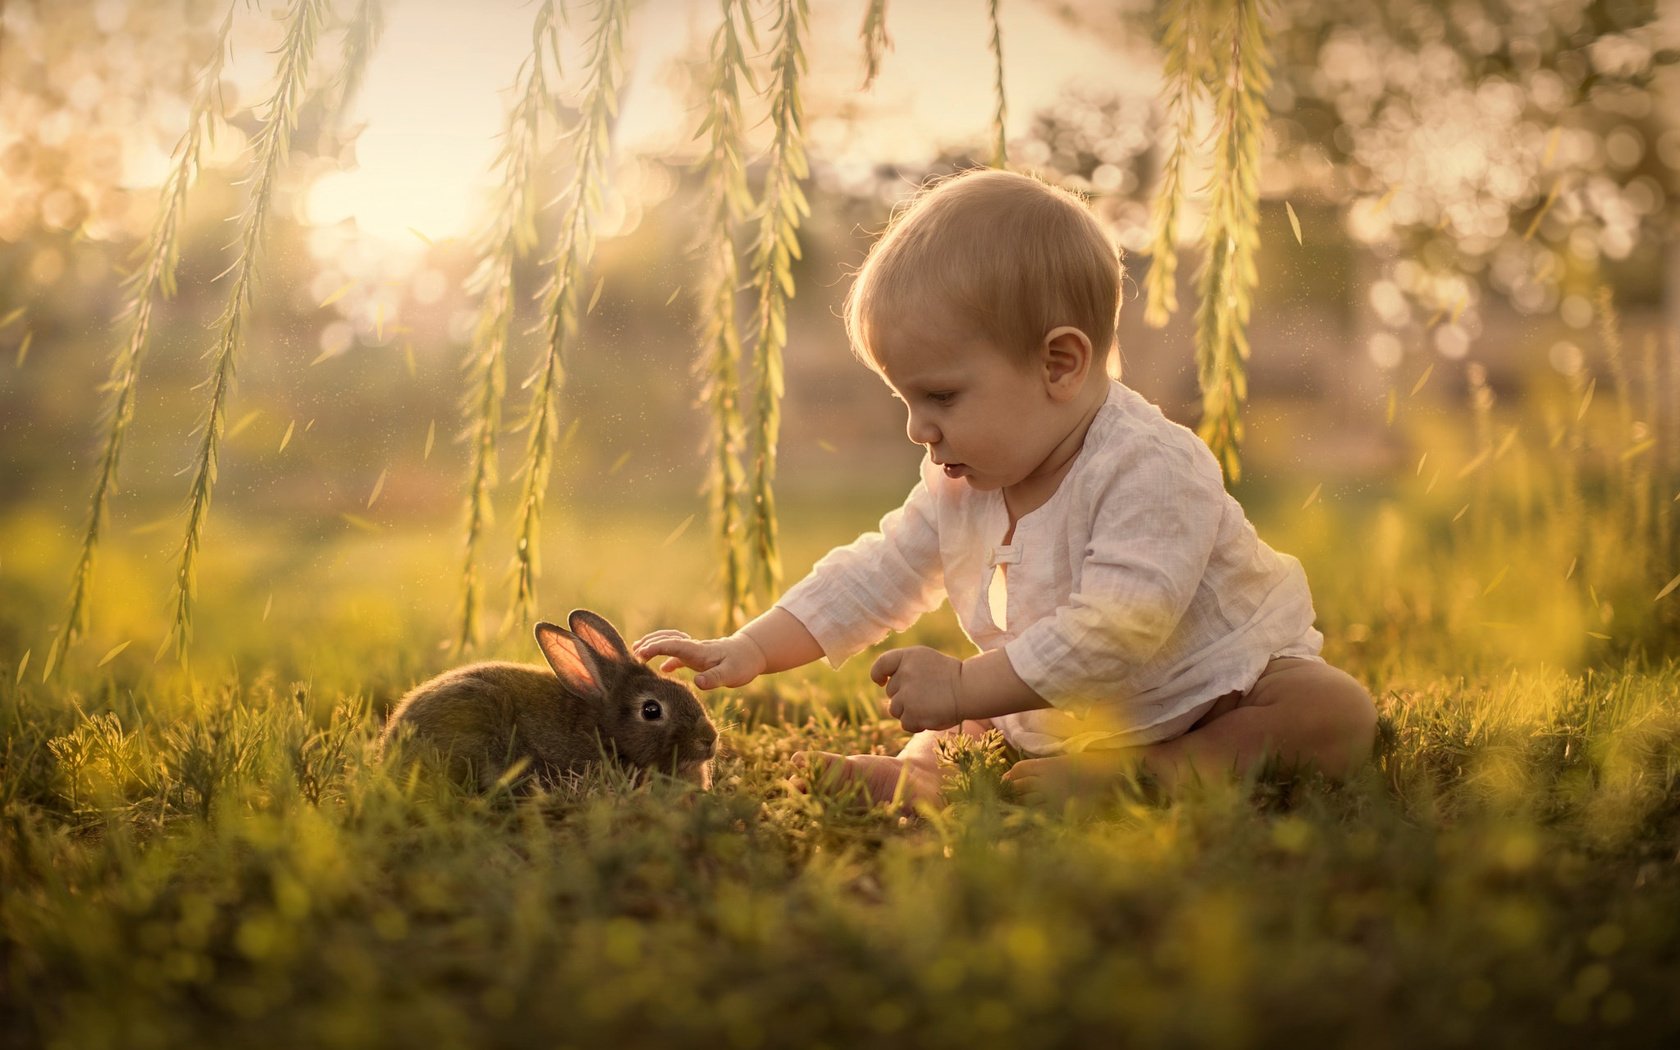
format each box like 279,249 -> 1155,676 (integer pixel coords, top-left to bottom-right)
870,646 -> 962,733
631,629 -> 767,690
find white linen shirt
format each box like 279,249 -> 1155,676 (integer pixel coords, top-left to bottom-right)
775,379 -> 1323,756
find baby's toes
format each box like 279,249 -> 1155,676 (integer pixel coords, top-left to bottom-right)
795,751 -> 940,813
786,749 -> 841,795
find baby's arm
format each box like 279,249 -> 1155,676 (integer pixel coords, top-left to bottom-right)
640,461 -> 944,692
958,649 -> 1051,719
632,607 -> 823,690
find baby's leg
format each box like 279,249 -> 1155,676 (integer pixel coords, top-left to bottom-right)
1144,657 -> 1377,790
795,720 -> 996,811
1006,658 -> 1377,800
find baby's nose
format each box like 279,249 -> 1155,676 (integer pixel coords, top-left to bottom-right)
905,410 -> 940,446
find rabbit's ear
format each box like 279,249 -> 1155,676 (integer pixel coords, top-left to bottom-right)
534,621 -> 607,699
567,609 -> 633,663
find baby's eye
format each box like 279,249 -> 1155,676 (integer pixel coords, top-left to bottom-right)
927,391 -> 956,405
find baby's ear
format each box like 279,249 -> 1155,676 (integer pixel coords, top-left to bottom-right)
1040,326 -> 1093,396
534,622 -> 606,699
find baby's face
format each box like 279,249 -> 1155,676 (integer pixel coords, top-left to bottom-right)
871,318 -> 1068,493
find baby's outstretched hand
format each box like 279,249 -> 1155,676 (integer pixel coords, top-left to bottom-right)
871,646 -> 963,733
631,629 -> 767,690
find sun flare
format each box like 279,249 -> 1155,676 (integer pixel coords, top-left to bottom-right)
304,140 -> 484,249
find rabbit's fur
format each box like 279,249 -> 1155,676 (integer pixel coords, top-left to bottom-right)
379,609 -> 717,791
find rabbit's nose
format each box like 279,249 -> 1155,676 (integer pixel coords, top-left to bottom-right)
697,723 -> 718,757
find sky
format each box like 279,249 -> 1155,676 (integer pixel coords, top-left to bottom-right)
301,0 -> 1150,246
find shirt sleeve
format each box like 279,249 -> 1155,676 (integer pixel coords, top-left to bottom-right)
1003,432 -> 1224,710
775,457 -> 946,667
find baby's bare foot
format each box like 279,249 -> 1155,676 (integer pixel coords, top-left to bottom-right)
792,751 -> 942,812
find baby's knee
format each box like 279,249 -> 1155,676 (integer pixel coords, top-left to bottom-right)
1333,668 -> 1377,733
1315,666 -> 1379,772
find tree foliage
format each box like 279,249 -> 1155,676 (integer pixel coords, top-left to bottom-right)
507,0 -> 632,632
168,0 -> 330,663
1142,0 -> 1275,482
453,1 -> 559,653
42,3 -> 238,680
741,0 -> 811,609
986,0 -> 1008,169
694,0 -> 758,634
34,0 -> 1677,661
1143,0 -> 1211,329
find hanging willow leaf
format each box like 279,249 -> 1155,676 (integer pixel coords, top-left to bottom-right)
1143,0 -> 1211,329
454,0 -> 557,653
744,0 -> 810,605
167,0 -> 328,664
694,0 -> 756,633
507,0 -> 631,631
1192,0 -> 1273,483
986,0 -> 1007,168
325,0 -> 385,139
42,3 -> 236,679
860,0 -> 891,89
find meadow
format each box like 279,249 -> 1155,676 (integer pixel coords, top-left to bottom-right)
4,328 -> 1679,1050
4,0 -> 1677,1045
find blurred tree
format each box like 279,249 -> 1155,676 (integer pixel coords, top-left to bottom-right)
13,0 -> 1680,663
1044,0 -> 1679,352
0,0 -> 225,244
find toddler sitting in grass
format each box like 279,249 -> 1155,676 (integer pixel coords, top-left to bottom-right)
634,168 -> 1376,807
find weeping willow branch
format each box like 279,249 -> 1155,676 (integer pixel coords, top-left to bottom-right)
1192,0 -> 1272,483
1143,0 -> 1210,329
43,3 -> 236,680
859,0 -> 890,89
695,0 -> 756,633
168,0 -> 328,663
986,0 -> 1007,168
744,0 -> 809,605
325,0 -> 385,136
453,1 -> 556,653
507,0 -> 629,631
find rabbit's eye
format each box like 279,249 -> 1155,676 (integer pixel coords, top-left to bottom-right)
640,699 -> 663,721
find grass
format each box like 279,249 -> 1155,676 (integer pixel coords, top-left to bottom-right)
5,345 -> 1680,1047
3,652 -> 1677,1048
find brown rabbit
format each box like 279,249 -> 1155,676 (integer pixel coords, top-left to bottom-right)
379,609 -> 718,790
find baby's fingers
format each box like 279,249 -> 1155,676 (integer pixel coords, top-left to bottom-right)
1001,759 -> 1039,786
640,641 -> 712,676
632,629 -> 691,658
869,649 -> 903,687
1001,770 -> 1044,804
634,636 -> 697,663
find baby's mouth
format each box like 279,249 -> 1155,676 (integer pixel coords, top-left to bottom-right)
941,463 -> 969,479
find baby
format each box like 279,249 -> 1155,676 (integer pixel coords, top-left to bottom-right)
635,168 -> 1376,807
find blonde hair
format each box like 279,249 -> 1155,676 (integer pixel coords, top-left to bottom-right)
844,168 -> 1122,369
